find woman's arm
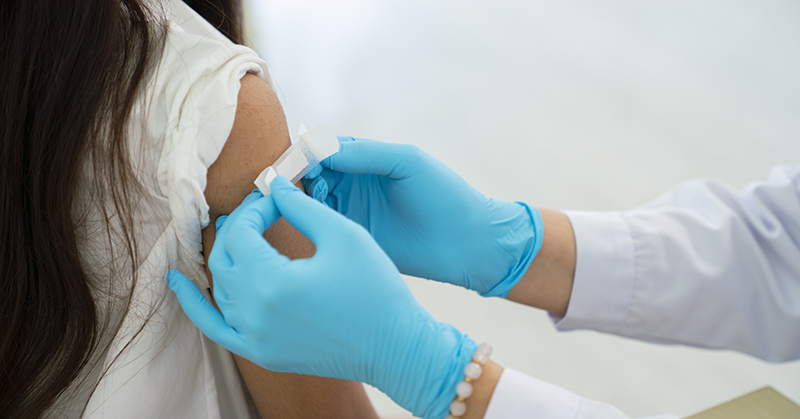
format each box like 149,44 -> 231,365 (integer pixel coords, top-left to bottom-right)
201,73 -> 378,418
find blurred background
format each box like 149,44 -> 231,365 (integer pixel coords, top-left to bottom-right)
243,0 -> 800,417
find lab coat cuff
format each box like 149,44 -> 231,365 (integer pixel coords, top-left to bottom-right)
554,211 -> 635,334
484,368 -> 581,419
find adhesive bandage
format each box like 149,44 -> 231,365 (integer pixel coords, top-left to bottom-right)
254,124 -> 340,195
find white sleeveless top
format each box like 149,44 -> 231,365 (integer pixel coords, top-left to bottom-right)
62,1 -> 272,417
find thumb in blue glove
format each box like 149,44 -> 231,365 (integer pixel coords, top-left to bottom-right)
166,176 -> 477,419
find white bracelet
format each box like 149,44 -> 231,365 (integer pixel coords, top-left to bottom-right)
446,342 -> 492,419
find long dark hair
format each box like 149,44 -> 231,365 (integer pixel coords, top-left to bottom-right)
0,1 -> 241,417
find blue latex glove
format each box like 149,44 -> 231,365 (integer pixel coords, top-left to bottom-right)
166,176 -> 477,419
303,138 -> 544,297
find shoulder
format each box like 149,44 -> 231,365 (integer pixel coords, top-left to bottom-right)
141,1 -> 279,268
144,1 -> 278,227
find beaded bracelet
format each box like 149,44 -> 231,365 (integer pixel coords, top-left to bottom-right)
446,342 -> 492,419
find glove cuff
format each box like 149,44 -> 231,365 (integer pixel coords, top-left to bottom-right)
479,202 -> 544,298
416,329 -> 478,419
373,313 -> 478,419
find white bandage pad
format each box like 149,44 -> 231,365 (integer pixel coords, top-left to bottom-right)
254,124 -> 339,195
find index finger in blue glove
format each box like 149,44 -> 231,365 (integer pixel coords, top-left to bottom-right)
166,270 -> 244,354
322,140 -> 423,179
304,137 -> 359,179
269,175 -> 354,248
223,194 -> 289,269
317,136 -> 357,169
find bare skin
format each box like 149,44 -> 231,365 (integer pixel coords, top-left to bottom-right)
201,73 -> 379,419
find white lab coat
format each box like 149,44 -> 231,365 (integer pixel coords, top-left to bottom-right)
483,165 -> 800,419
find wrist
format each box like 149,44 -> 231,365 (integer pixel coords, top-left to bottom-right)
457,360 -> 503,419
445,343 -> 498,419
506,209 -> 576,315
420,330 -> 478,419
479,202 -> 544,298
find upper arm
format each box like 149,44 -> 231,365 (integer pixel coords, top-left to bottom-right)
201,73 -> 378,418
202,73 -> 316,260
203,73 -> 288,221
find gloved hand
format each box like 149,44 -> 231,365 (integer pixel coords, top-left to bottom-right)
303,137 -> 543,297
166,176 -> 477,419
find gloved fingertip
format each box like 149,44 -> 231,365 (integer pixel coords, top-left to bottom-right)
309,177 -> 328,203
235,189 -> 264,210
305,164 -> 323,179
269,175 -> 296,192
319,155 -> 334,168
165,270 -> 184,290
215,215 -> 228,230
301,177 -> 313,194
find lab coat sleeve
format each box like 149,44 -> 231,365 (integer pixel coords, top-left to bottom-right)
483,368 -> 677,419
558,165 -> 800,362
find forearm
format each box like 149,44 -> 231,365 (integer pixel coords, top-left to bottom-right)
506,209 -> 576,316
